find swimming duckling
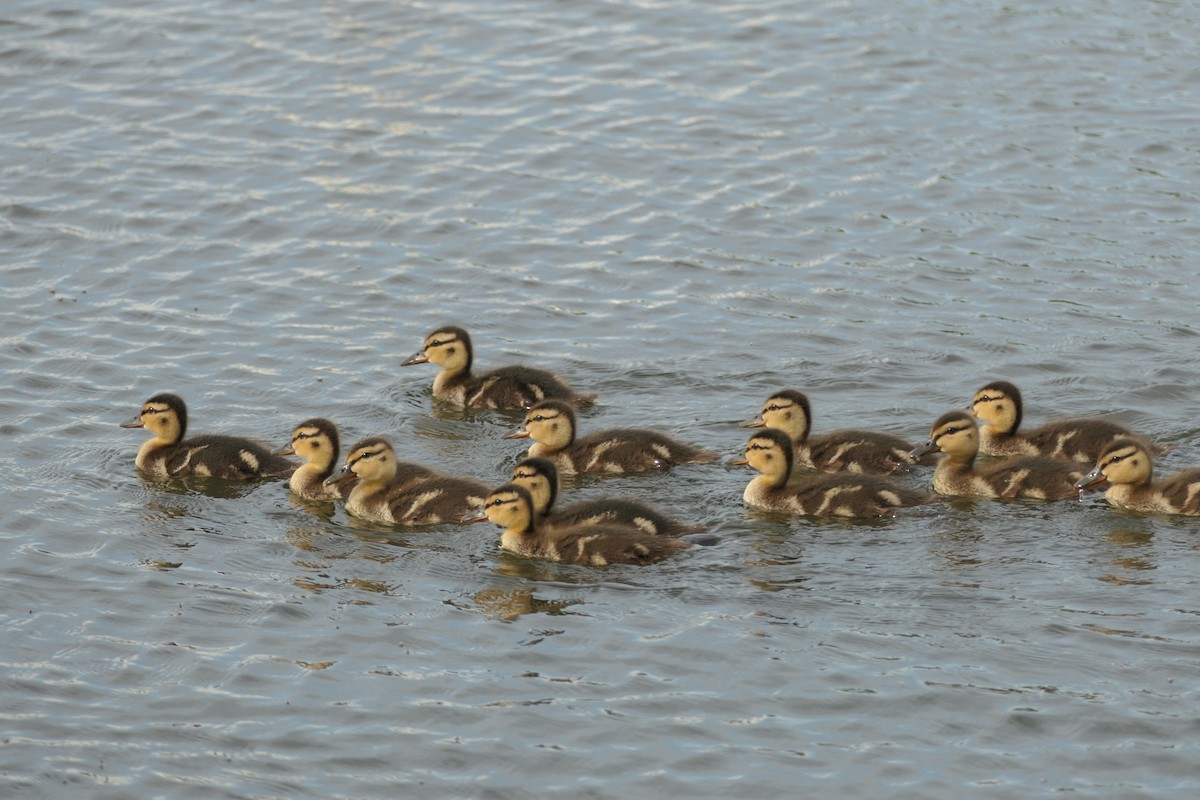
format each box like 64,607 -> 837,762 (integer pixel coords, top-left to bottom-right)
735,428 -> 935,517
911,410 -> 1085,500
400,325 -> 596,410
477,483 -> 691,566
511,457 -> 705,536
325,436 -> 486,525
1075,437 -> 1200,515
278,418 -> 347,500
969,380 -> 1164,463
121,392 -> 296,480
742,389 -> 926,474
505,399 -> 719,475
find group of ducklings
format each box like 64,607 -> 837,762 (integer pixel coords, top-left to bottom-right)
123,326 -> 1197,568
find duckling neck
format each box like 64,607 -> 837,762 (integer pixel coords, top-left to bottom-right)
500,528 -> 531,554
136,437 -> 176,470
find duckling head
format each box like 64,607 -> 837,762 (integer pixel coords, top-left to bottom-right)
122,392 -> 187,445
280,418 -> 340,468
482,483 -> 537,534
325,435 -> 396,490
911,410 -> 980,461
733,427 -> 795,483
401,325 -> 473,373
511,457 -> 559,517
505,399 -> 577,449
970,380 -> 1023,435
741,389 -> 812,443
1075,437 -> 1153,491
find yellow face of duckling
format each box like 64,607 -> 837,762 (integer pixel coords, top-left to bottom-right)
510,402 -> 575,450
511,463 -> 554,516
483,486 -> 534,532
342,439 -> 397,485
737,433 -> 791,481
403,327 -> 470,373
758,394 -> 808,441
970,384 -> 1020,435
123,398 -> 184,444
1078,440 -> 1152,489
922,414 -> 980,460
285,423 -> 335,468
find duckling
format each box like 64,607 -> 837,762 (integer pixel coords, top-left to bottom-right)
511,457 -> 705,536
121,392 -> 296,480
324,436 -> 486,525
278,418 -> 347,500
1075,438 -> 1200,515
735,428 -> 935,517
742,389 -> 927,474
505,399 -> 719,475
400,325 -> 596,410
477,483 -> 691,566
969,380 -> 1164,463
911,410 -> 1085,500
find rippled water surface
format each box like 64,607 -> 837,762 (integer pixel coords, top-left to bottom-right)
3,0 -> 1200,797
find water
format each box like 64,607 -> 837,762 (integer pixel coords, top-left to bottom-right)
3,0 -> 1199,797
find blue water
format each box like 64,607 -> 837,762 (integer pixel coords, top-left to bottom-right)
3,1 -> 1199,797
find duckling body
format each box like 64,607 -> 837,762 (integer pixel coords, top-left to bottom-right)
736,428 -> 934,517
743,390 -> 925,475
970,380 -> 1162,463
1076,438 -> 1200,515
122,393 -> 296,481
511,457 -> 705,536
279,418 -> 347,500
401,325 -> 595,410
480,484 -> 691,566
327,436 -> 486,525
506,400 -> 719,475
913,410 -> 1085,500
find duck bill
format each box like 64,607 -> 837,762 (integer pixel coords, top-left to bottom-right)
908,440 -> 941,460
275,445 -> 297,456
120,415 -> 145,429
1074,465 -> 1107,491
730,457 -> 750,467
460,510 -> 490,524
400,350 -> 429,367
503,429 -> 531,440
323,465 -> 358,489
739,418 -> 766,429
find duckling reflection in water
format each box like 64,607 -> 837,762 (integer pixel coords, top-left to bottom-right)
506,399 -> 718,475
401,324 -> 596,410
122,392 -> 296,481
735,428 -> 936,517
471,484 -> 691,566
1076,437 -> 1200,515
968,380 -> 1166,463
325,436 -> 487,525
911,410 -> 1085,500
511,457 -> 705,536
743,389 -> 927,475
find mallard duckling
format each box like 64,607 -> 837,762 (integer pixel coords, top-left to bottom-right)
742,389 -> 926,474
121,392 -> 296,480
324,436 -> 486,525
400,325 -> 596,410
505,399 -> 718,475
735,428 -> 935,517
911,410 -> 1085,500
278,418 -> 347,500
969,380 -> 1164,463
477,483 -> 691,566
511,457 -> 705,536
1075,437 -> 1200,515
